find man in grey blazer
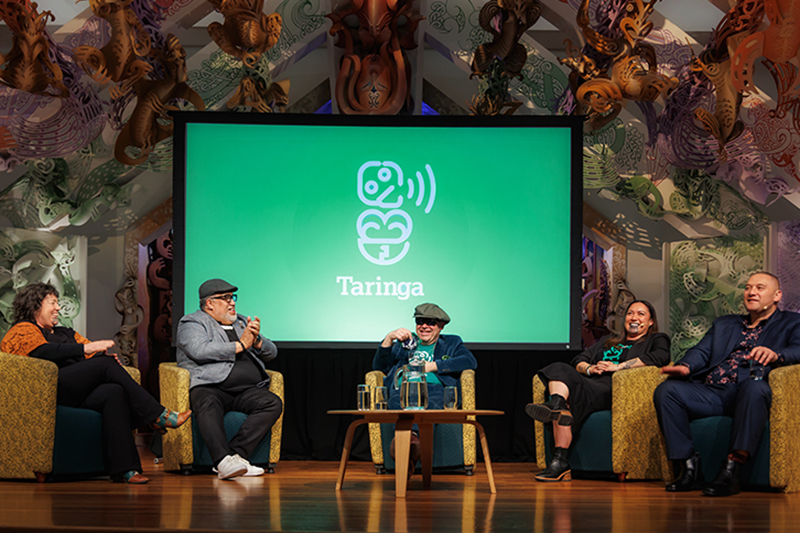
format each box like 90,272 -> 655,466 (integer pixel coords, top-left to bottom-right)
177,278 -> 281,480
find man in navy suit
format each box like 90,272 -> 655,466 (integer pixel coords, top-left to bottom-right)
654,272 -> 800,496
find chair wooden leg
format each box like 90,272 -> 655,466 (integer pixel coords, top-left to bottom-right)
267,463 -> 276,474
35,472 -> 46,483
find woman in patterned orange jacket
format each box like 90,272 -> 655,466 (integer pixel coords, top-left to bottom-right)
1,282 -> 191,483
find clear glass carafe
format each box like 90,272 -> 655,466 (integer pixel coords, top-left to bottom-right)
399,364 -> 428,410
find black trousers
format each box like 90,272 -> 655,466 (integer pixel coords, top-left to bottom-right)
190,385 -> 283,466
57,356 -> 164,476
653,378 -> 771,460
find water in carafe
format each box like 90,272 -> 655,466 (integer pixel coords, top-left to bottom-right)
400,364 -> 428,410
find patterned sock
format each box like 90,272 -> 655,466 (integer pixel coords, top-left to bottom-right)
154,408 -> 177,428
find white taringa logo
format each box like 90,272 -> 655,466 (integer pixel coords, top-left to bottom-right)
356,160 -> 435,265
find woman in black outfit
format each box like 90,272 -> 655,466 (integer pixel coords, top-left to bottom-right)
525,300 -> 670,482
1,283 -> 191,483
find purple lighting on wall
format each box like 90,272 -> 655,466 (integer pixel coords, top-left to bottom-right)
313,101 -> 439,115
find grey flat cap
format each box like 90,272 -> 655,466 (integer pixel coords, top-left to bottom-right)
414,303 -> 450,324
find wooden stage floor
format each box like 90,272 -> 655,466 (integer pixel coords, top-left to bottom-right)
1,448 -> 799,533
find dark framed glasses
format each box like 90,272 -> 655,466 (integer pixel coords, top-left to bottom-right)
415,317 -> 438,326
210,293 -> 237,303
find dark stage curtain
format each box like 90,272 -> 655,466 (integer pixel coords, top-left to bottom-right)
261,347 -> 579,462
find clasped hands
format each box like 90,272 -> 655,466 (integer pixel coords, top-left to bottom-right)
239,316 -> 262,350
583,361 -> 618,375
595,361 -> 619,373
660,346 -> 779,377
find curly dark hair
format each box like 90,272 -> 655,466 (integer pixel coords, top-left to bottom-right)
12,282 -> 59,324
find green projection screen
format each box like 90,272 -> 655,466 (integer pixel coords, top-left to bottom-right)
173,113 -> 582,349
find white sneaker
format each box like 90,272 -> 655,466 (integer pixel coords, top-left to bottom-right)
215,455 -> 248,480
235,455 -> 265,477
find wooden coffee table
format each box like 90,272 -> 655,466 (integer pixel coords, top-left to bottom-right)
328,409 -> 503,498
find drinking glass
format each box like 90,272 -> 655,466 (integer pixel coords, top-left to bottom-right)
357,384 -> 370,410
750,360 -> 765,381
444,386 -> 458,410
373,386 -> 389,410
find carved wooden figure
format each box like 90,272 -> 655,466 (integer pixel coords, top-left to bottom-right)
732,0 -> 800,95
328,0 -> 423,114
470,0 -> 541,80
227,76 -> 290,112
206,0 -> 282,68
114,35 -> 205,166
0,2 -> 69,98
73,0 -> 152,100
688,0 -> 765,157
561,0 -> 678,132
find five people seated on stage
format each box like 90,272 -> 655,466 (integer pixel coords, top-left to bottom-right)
6,272 -> 797,492
374,303 -> 477,476
176,278 -> 282,480
654,271 -> 800,496
0,282 -> 191,484
525,300 -> 670,482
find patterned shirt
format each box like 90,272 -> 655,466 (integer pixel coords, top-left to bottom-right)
602,344 -> 632,364
412,342 -> 442,385
703,316 -> 783,385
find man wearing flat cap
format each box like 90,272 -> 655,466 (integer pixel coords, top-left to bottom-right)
374,302 -> 477,410
374,303 -> 477,474
176,279 -> 282,480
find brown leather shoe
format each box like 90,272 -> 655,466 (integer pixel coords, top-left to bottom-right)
126,473 -> 149,484
114,471 -> 149,484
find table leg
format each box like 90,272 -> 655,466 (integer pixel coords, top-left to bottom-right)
335,419 -> 368,490
394,417 -> 414,498
418,421 -> 434,489
466,420 -> 496,494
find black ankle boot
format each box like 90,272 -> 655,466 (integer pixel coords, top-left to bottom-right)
666,452 -> 704,492
535,447 -> 571,482
525,394 -> 573,426
702,459 -> 742,497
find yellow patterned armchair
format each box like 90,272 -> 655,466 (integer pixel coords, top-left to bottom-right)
0,351 -> 141,481
649,365 -> 800,492
158,362 -> 284,474
533,366 -> 670,481
366,369 -> 476,474
534,364 -> 800,491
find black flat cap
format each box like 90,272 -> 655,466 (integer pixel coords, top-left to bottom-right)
199,278 -> 238,300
